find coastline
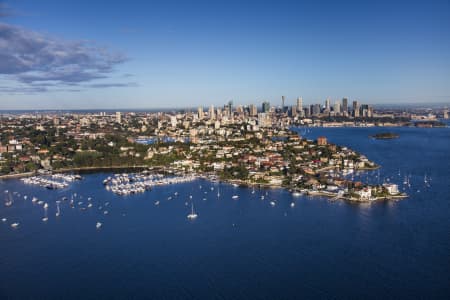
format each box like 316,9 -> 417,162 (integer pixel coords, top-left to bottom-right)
1,165 -> 407,203
213,177 -> 407,202
0,165 -> 151,180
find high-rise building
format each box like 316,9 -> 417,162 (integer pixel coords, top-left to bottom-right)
311,104 -> 321,116
353,101 -> 360,117
296,97 -> 303,113
291,105 -> 298,117
227,101 -> 233,117
258,113 -> 270,127
262,101 -> 270,113
170,116 -> 177,128
216,107 -> 222,119
209,105 -> 215,120
281,96 -> 285,109
325,98 -> 330,111
249,104 -> 257,116
334,101 -> 341,114
368,105 -> 373,118
360,104 -> 373,118
115,112 -> 122,124
342,98 -> 348,114
304,106 -> 311,117
198,107 -> 204,120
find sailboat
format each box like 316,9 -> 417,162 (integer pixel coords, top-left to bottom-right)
4,192 -> 13,207
187,202 -> 198,219
42,207 -> 48,222
424,174 -> 428,184
56,203 -> 61,217
217,187 -> 220,198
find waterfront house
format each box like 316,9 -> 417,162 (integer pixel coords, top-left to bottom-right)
383,183 -> 399,195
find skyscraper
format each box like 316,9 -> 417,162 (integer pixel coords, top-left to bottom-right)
342,97 -> 348,114
115,112 -> 122,124
262,101 -> 270,113
325,98 -> 330,111
198,106 -> 204,120
312,104 -> 321,116
227,101 -> 233,117
216,107 -> 222,119
249,104 -> 257,116
334,101 -> 341,114
291,105 -> 298,117
281,96 -> 285,109
209,105 -> 215,120
297,97 -> 303,112
353,101 -> 360,117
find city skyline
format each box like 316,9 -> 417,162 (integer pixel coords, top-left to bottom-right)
1,0 -> 450,109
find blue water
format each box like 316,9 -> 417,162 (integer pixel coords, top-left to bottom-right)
1,127 -> 449,299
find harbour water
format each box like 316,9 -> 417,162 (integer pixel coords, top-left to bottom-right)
1,126 -> 449,299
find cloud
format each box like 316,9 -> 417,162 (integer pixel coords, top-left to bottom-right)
87,82 -> 138,88
0,85 -> 48,94
0,21 -> 131,93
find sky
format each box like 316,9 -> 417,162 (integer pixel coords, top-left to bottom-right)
0,0 -> 449,109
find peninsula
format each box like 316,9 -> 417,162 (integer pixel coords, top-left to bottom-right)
0,108 -> 407,202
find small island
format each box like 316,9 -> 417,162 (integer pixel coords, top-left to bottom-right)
370,132 -> 399,140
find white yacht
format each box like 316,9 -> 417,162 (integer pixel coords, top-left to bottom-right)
11,222 -> 19,228
96,222 -> 102,229
187,203 -> 198,220
232,195 -> 239,199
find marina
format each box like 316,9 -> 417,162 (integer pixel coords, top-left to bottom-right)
103,173 -> 197,195
20,174 -> 82,189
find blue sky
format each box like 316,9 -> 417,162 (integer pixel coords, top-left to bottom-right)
0,0 -> 449,109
